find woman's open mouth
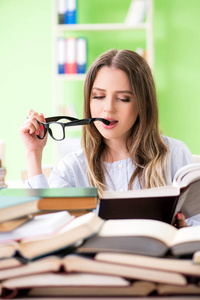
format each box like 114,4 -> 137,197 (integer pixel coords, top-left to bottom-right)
102,118 -> 118,129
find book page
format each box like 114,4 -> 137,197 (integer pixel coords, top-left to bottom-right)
173,163 -> 200,188
172,180 -> 200,221
170,224 -> 200,246
98,219 -> 178,247
0,211 -> 73,243
102,185 -> 180,199
3,273 -> 129,290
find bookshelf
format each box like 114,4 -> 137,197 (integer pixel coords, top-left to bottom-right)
52,0 -> 154,163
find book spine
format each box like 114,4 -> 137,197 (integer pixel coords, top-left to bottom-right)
125,0 -> 147,25
76,37 -> 87,74
65,37 -> 77,74
57,37 -> 65,74
57,0 -> 67,24
65,0 -> 77,24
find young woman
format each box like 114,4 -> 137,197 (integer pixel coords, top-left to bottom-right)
20,49 -> 196,227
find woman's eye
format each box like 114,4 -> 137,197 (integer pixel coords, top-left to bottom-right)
92,96 -> 105,99
117,97 -> 130,102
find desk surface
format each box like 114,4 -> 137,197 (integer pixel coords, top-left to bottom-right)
14,297 -> 200,300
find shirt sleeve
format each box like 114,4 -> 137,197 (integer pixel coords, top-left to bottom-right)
26,174 -> 49,188
186,214 -> 200,226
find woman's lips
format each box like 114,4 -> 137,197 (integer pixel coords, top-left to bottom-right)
102,118 -> 118,129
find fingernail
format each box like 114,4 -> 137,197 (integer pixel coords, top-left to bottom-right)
36,130 -> 39,135
41,125 -> 44,131
177,213 -> 182,219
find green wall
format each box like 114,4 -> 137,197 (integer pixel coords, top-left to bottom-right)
0,0 -> 200,181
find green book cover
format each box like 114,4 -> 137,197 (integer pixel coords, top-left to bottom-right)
0,187 -> 98,199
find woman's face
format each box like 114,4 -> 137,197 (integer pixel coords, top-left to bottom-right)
90,66 -> 139,144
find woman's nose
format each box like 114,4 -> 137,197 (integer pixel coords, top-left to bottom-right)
103,98 -> 115,112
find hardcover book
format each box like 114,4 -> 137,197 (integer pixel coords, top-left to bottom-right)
99,163 -> 200,223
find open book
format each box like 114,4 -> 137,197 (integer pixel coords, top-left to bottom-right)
0,212 -> 104,260
1,254 -> 200,298
0,254 -> 187,286
1,272 -> 150,298
77,218 -> 200,257
99,163 -> 200,223
0,211 -> 74,243
95,252 -> 200,278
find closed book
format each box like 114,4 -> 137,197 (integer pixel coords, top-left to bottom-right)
0,195 -> 41,223
57,37 -> 65,74
57,0 -> 67,24
0,187 -> 97,222
76,37 -> 87,74
125,0 -> 147,25
65,37 -> 77,73
64,0 -> 77,24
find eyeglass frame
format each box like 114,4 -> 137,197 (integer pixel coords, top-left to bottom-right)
37,116 -> 110,141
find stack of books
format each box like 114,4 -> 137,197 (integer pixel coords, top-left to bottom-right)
0,187 -> 98,222
0,159 -> 6,188
0,167 -> 200,298
0,212 -> 200,298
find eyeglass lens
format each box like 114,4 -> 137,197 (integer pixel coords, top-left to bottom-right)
48,123 -> 64,141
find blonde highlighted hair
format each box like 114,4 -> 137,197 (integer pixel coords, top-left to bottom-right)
82,49 -> 170,197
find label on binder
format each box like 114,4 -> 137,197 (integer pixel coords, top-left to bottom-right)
65,0 -> 77,24
57,37 -> 65,74
77,38 -> 87,74
65,37 -> 77,74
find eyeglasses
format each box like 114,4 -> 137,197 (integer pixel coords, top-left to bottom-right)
37,116 -> 110,141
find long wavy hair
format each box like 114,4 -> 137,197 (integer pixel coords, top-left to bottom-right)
82,49 -> 170,198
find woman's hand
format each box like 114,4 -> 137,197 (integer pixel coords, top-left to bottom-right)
174,212 -> 188,228
20,110 -> 47,153
20,110 -> 47,178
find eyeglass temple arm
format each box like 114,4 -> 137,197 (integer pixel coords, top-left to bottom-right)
63,118 -> 110,127
45,116 -> 79,123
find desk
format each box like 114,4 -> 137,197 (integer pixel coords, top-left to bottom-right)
15,297 -> 200,299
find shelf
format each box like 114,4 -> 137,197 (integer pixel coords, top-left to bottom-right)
56,23 -> 147,31
56,74 -> 86,81
52,0 -> 154,162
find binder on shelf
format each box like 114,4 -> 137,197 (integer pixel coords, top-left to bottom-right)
76,37 -> 87,74
125,0 -> 147,25
57,0 -> 67,24
57,37 -> 65,74
65,0 -> 77,24
65,37 -> 77,74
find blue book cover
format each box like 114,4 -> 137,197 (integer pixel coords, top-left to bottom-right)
65,0 -> 77,24
77,37 -> 87,74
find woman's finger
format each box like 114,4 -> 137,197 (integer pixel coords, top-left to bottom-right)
175,212 -> 188,228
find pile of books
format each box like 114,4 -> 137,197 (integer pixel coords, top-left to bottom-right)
0,201 -> 200,297
0,159 -> 6,188
1,164 -> 200,299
